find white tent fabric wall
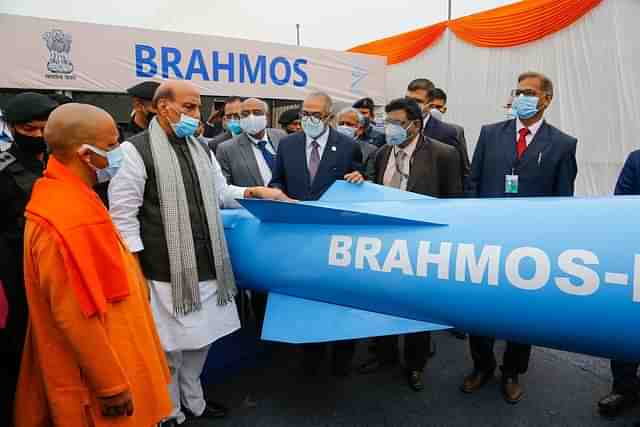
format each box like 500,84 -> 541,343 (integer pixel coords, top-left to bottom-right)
385,0 -> 640,196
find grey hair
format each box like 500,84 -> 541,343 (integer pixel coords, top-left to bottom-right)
518,71 -> 554,98
337,107 -> 365,126
307,91 -> 333,114
243,97 -> 269,113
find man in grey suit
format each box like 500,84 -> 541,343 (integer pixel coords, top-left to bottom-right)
217,97 -> 286,332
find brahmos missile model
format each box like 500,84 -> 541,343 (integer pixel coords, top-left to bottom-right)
221,181 -> 640,361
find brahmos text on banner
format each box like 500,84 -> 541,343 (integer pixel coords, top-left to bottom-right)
135,45 -> 309,88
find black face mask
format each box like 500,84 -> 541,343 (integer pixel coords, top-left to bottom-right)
362,117 -> 371,128
13,132 -> 47,155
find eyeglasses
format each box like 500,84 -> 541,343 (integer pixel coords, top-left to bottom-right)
299,111 -> 325,121
383,118 -> 411,127
510,88 -> 540,97
338,121 -> 359,128
224,113 -> 241,120
240,110 -> 266,118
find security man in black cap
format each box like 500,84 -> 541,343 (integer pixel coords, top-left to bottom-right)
119,80 -> 160,141
278,108 -> 302,134
0,91 -> 58,426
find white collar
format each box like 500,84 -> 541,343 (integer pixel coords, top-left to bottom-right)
516,117 -> 544,137
246,131 -> 269,146
305,127 -> 330,149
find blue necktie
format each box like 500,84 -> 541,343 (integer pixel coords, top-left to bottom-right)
257,140 -> 276,173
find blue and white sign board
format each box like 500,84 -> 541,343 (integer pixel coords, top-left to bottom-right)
0,13 -> 387,104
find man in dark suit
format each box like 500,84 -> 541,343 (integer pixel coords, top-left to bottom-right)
217,97 -> 287,334
597,151 -> 640,417
270,91 -> 364,376
406,79 -> 471,183
359,97 -> 462,392
353,97 -> 386,147
463,71 -> 578,404
208,96 -> 243,155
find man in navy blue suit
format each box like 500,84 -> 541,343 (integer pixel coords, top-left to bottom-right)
406,79 -> 470,184
597,151 -> 640,417
270,91 -> 364,376
462,72 -> 578,404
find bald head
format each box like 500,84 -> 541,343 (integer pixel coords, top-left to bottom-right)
45,103 -> 118,160
153,80 -> 202,136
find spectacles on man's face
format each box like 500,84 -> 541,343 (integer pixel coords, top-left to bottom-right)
384,118 -> 413,128
240,110 -> 266,118
224,113 -> 241,120
338,121 -> 359,128
510,88 -> 541,97
299,110 -> 325,122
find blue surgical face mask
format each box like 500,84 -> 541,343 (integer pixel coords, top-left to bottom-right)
429,108 -> 444,121
83,144 -> 124,183
511,95 -> 540,120
385,123 -> 410,146
336,125 -> 357,139
301,116 -> 326,139
170,112 -> 199,138
227,119 -> 242,135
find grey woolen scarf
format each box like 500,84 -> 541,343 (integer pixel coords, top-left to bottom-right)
148,118 -> 237,315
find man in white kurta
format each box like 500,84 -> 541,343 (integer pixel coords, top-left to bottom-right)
109,80 -> 287,425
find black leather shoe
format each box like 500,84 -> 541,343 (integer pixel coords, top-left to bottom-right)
598,392 -> 638,417
358,357 -> 396,375
461,369 -> 493,393
184,401 -> 229,419
407,370 -> 424,391
502,375 -> 524,404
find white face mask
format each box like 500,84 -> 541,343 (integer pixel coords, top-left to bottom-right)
429,108 -> 444,121
240,114 -> 267,135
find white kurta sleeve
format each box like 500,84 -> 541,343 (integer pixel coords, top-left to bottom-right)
210,152 -> 246,208
108,141 -> 147,252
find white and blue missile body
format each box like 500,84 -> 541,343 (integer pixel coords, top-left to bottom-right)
222,182 -> 640,361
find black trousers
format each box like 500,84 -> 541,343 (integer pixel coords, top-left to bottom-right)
251,291 -> 268,337
611,360 -> 640,394
303,341 -> 356,372
469,335 -> 531,376
374,332 -> 431,372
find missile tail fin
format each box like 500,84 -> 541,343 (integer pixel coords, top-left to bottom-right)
261,293 -> 451,344
319,181 -> 435,203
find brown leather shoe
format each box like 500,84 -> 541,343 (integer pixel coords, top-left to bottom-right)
502,376 -> 524,404
461,369 -> 493,393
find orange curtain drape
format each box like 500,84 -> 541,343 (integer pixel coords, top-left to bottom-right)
348,0 -> 603,65
348,22 -> 447,65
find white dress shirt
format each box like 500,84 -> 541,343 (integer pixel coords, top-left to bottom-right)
382,136 -> 419,191
305,128 -> 330,166
516,117 -> 544,147
247,132 -> 276,185
108,140 -> 242,352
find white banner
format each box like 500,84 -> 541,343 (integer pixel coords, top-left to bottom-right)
0,13 -> 387,104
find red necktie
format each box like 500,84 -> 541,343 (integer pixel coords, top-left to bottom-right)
517,127 -> 530,160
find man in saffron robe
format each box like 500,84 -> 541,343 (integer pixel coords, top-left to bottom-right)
15,103 -> 172,427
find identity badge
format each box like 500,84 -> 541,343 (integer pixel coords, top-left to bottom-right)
505,174 -> 519,194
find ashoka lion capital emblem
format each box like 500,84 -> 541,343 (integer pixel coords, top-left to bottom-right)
42,29 -> 74,74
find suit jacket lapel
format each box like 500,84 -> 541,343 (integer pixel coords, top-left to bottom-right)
312,129 -> 339,191
407,137 -> 429,192
377,146 -> 393,185
518,121 -> 551,170
502,119 -> 518,172
237,134 -> 263,185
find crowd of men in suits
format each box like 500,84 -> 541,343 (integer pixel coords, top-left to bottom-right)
1,70 -> 640,426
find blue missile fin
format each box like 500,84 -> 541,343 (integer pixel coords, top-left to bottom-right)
261,293 -> 451,343
319,181 -> 435,202
237,198 -> 446,226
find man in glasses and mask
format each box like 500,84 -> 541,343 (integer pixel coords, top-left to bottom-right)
0,91 -> 58,426
270,91 -> 364,378
360,97 -> 462,392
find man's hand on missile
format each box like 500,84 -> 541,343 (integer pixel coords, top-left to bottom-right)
344,171 -> 365,184
244,187 -> 297,202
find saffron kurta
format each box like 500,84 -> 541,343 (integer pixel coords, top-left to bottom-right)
15,158 -> 172,427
